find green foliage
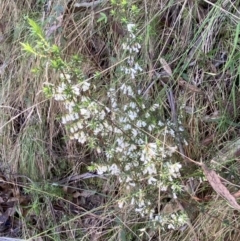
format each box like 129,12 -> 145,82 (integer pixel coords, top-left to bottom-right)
21,42 -> 38,55
97,12 -> 108,23
28,18 -> 43,38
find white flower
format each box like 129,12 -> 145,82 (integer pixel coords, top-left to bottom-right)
129,144 -> 137,151
160,183 -> 168,191
120,83 -> 134,96
158,120 -> 164,126
154,215 -> 162,222
65,114 -> 71,122
129,33 -> 136,39
136,120 -> 147,127
96,147 -> 101,154
130,102 -> 138,110
149,210 -> 154,220
137,138 -> 145,145
72,85 -> 80,96
148,124 -> 155,131
128,110 -> 137,120
168,162 -> 182,178
179,126 -> 184,131
93,125 -> 104,135
99,110 -> 106,120
183,139 -> 188,146
168,224 -> 175,230
105,107 -> 110,113
118,200 -> 124,209
168,128 -> 175,137
77,121 -> 83,129
125,176 -> 133,183
143,163 -> 157,175
132,160 -> 139,167
112,100 -> 118,109
105,149 -> 114,159
123,105 -> 128,111
145,143 -> 157,158
127,56 -> 134,65
123,124 -> 131,131
54,94 -> 66,101
80,96 -> 88,102
78,131 -> 87,144
131,197 -> 135,205
65,101 -> 75,112
113,127 -> 122,134
148,177 -> 157,185
80,108 -> 90,119
122,42 -> 128,50
129,182 -> 136,187
109,164 -> 120,175
125,163 -> 131,171
177,213 -> 187,224
57,82 -> 67,93
130,68 -> 137,79
81,81 -> 90,92
73,112 -> 79,120
135,207 -> 144,213
62,116 -> 67,124
167,146 -> 177,156
132,128 -> 138,137
97,165 -> 108,175
127,23 -> 136,32
60,73 -> 71,82
134,63 -> 142,72
145,112 -> 150,118
135,43 -> 141,50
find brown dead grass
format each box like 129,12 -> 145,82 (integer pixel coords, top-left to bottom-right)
0,0 -> 240,240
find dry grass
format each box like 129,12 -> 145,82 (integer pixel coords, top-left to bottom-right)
0,0 -> 240,240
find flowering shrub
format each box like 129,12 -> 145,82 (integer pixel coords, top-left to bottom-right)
23,6 -> 188,231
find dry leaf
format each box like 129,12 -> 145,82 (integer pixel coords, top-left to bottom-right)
201,163 -> 240,210
233,190 -> 240,198
160,58 -> 172,77
0,238 -> 28,241
7,197 -> 18,202
73,191 -> 81,198
0,62 -> 8,76
45,24 -> 61,38
161,200 -> 182,214
178,79 -> 202,93
201,134 -> 215,146
79,190 -> 96,198
5,207 -> 15,217
0,214 -> 8,224
45,15 -> 63,38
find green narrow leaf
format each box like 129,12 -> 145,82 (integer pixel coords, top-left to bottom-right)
97,13 -> 108,24
28,18 -> 43,37
225,22 -> 240,69
20,42 -> 37,55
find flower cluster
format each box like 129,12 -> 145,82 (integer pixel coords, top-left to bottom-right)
43,15 -> 185,232
121,24 -> 143,79
25,16 -> 187,233
52,72 -> 115,147
153,212 -> 188,231
91,23 -> 185,225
